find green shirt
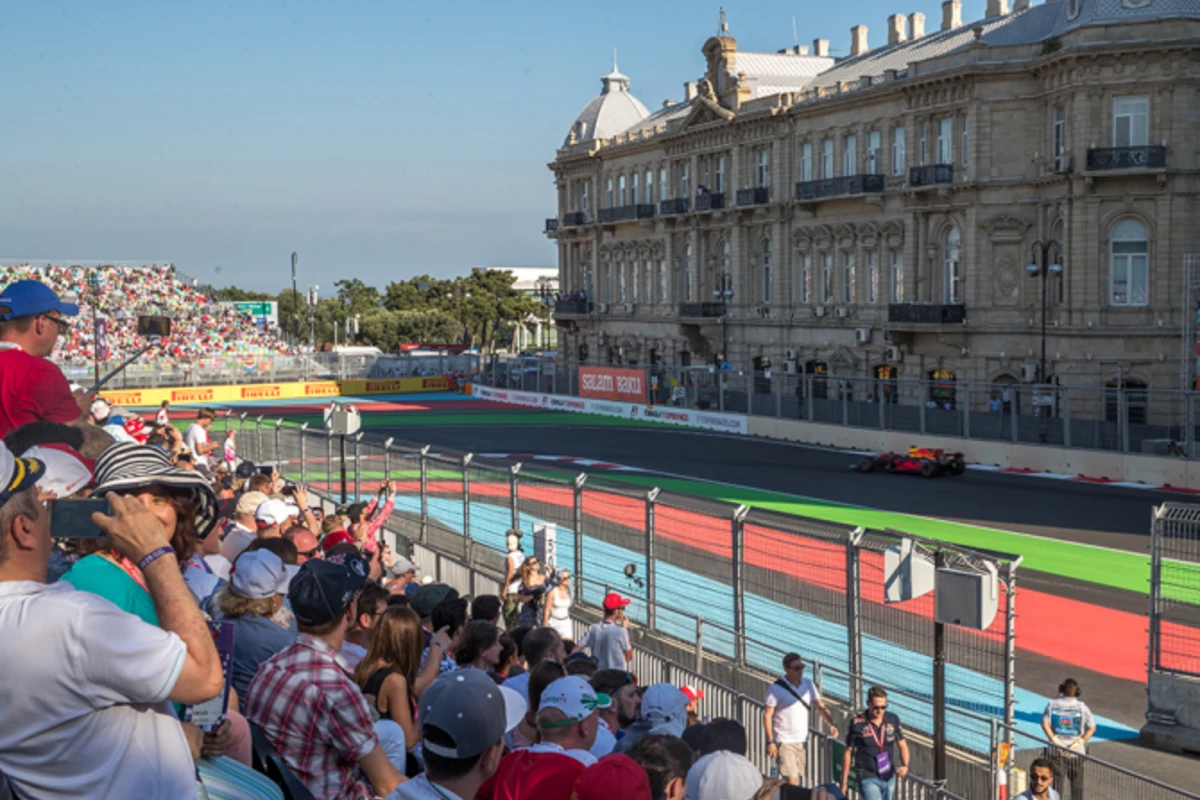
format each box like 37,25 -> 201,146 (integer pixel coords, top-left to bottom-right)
63,554 -> 160,627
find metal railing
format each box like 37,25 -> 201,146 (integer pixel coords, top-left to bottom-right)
659,197 -> 690,215
736,186 -> 770,206
65,352 -> 370,389
888,304 -> 967,324
1086,145 -> 1167,171
598,204 -> 656,223
909,164 -> 954,187
696,192 -> 726,211
796,174 -> 885,201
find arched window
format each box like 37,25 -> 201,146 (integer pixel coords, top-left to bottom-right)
1110,219 -> 1148,306
1067,0 -> 1081,19
761,239 -> 772,304
944,227 -> 962,304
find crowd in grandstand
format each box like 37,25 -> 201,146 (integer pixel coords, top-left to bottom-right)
0,263 -> 294,369
0,275 -> 1083,800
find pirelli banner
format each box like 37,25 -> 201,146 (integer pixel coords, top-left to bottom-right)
100,375 -> 453,408
578,366 -> 647,404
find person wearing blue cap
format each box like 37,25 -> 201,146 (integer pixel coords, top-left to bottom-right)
0,278 -> 84,437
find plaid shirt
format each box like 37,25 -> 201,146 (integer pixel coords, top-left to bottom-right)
357,494 -> 394,554
244,634 -> 380,800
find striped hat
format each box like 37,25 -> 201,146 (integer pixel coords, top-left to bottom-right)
92,443 -> 218,537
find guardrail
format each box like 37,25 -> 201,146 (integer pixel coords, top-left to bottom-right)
60,352 -> 368,389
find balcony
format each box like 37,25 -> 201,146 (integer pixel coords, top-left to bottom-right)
1086,145 -> 1166,171
908,164 -> 954,187
598,204 -> 656,224
795,174 -> 885,201
887,303 -> 966,324
544,218 -> 559,233
554,299 -> 593,316
695,192 -> 726,211
659,198 -> 690,215
736,187 -> 770,206
562,211 -> 592,227
678,302 -> 726,319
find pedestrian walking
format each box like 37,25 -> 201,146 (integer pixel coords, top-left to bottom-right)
841,686 -> 909,800
764,652 -> 837,786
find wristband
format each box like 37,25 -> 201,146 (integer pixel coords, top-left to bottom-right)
138,546 -> 177,571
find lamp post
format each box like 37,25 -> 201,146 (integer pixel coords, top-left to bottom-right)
291,252 -> 299,343
713,270 -> 734,368
86,271 -> 102,386
1026,240 -> 1062,442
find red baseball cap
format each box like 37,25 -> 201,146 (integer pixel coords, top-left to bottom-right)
322,529 -> 355,550
603,592 -> 631,611
123,417 -> 149,444
681,685 -> 705,704
572,754 -> 650,800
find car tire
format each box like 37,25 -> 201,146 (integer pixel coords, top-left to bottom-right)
920,460 -> 938,478
948,458 -> 966,476
858,457 -> 874,473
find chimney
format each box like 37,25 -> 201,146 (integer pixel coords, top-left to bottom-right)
850,25 -> 869,56
941,0 -> 962,31
1013,0 -> 1030,9
986,0 -> 1009,17
684,81 -> 698,101
813,38 -> 830,57
887,14 -> 908,45
910,12 -> 926,37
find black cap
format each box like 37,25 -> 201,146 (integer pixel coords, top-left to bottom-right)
411,583 -> 453,618
345,501 -> 368,522
287,558 -> 367,626
235,461 -> 258,479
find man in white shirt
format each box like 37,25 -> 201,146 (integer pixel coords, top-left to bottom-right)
219,490 -> 269,563
579,593 -> 633,671
763,652 -> 838,786
183,407 -> 218,466
0,442 -> 224,800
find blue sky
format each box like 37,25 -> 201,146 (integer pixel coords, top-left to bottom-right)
0,0 -> 965,292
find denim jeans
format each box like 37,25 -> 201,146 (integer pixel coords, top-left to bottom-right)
859,775 -> 896,800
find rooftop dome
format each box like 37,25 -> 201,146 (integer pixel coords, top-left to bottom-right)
565,59 -> 651,146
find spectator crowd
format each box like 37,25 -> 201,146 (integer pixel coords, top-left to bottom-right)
0,275 -> 1079,800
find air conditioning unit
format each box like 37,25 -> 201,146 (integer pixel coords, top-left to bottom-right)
785,359 -> 798,374
597,302 -> 609,313
886,345 -> 903,362
1020,363 -> 1038,382
835,306 -> 850,318
855,327 -> 872,344
785,349 -> 799,360
813,306 -> 827,318
1054,154 -> 1072,174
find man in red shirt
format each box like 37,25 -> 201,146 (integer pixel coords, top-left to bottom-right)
0,279 -> 83,437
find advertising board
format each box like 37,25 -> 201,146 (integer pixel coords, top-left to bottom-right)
579,366 -> 647,403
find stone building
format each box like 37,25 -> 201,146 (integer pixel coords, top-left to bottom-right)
546,0 -> 1200,420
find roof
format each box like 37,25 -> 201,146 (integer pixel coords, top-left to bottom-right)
733,51 -> 836,97
566,65 -> 651,146
487,267 -> 558,290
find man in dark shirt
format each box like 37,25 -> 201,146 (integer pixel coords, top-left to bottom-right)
0,280 -> 84,437
841,686 -> 909,800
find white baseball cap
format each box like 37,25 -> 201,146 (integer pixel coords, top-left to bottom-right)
255,498 -> 293,528
230,550 -> 300,600
24,444 -> 94,498
538,676 -> 612,727
90,398 -> 112,421
685,751 -> 765,800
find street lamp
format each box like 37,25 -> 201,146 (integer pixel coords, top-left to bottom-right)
1027,240 -> 1063,442
291,252 -> 300,343
713,270 -> 734,368
86,271 -> 102,386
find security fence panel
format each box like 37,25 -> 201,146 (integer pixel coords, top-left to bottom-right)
414,455 -> 467,557
465,460 -> 516,576
514,472 -> 577,585
1150,504 -> 1200,678
578,483 -> 652,624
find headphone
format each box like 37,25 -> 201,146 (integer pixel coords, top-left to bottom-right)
1059,679 -> 1081,698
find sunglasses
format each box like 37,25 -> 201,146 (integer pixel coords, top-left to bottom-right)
870,703 -> 888,712
41,314 -> 71,334
298,547 -> 321,559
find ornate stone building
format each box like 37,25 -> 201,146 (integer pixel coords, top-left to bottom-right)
546,0 -> 1200,407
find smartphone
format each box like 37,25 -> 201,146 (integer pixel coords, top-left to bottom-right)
137,315 -> 172,338
50,499 -> 110,538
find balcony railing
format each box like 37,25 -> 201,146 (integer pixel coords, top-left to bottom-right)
554,299 -> 593,315
678,302 -> 726,318
544,218 -> 559,233
695,192 -> 726,211
659,198 -> 690,215
736,187 -> 770,206
887,303 -> 966,324
1086,145 -> 1166,171
794,174 -> 885,201
598,204 -> 656,223
908,164 -> 954,187
562,211 -> 592,227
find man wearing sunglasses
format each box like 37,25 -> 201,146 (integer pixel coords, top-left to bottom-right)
841,685 -> 909,800
0,279 -> 85,437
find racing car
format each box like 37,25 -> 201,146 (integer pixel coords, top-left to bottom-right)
854,446 -> 966,477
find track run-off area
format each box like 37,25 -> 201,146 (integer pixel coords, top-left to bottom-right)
164,389 -> 1200,787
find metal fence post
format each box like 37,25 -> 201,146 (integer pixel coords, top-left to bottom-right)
255,415 -> 264,461
1119,388 -> 1130,453
645,488 -> 660,632
1004,558 -> 1020,779
383,437 -> 393,485
510,463 -> 521,531
879,387 -> 886,430
934,547 -> 947,784
299,423 -> 309,485
353,432 -> 363,498
1149,507 -> 1163,677
732,505 -> 749,665
962,384 -> 971,439
842,382 -> 849,426
326,431 -> 334,501
846,527 -> 865,709
806,374 -> 815,422
419,445 -> 430,544
775,376 -> 783,418
695,616 -> 705,675
1062,388 -> 1072,449
919,393 -> 927,434
1010,388 -> 1019,443
461,454 -> 473,552
274,419 -> 283,470
239,413 -> 248,457
719,373 -> 726,412
574,473 -> 587,601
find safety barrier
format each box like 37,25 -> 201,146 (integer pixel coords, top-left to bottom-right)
99,375 -> 453,408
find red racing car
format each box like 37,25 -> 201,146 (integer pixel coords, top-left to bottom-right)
854,446 -> 966,477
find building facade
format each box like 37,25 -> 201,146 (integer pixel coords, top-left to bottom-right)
546,0 -> 1200,416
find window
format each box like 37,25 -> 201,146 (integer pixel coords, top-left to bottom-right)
938,118 -> 953,164
891,251 -> 904,303
581,182 -> 590,212
659,168 -> 668,201
868,131 -> 881,174
605,178 -> 614,208
603,261 -> 613,301
844,135 -> 857,176
866,251 -> 878,304
1052,106 -> 1065,160
631,173 -> 639,204
656,259 -> 667,303
644,170 -> 654,203
679,162 -> 690,198
919,122 -> 927,165
799,253 -> 812,303
761,239 -> 772,304
618,175 -> 627,206
891,127 -> 906,175
629,262 -> 638,303
643,259 -> 653,303
821,253 -> 833,303
822,139 -> 834,178
961,115 -> 969,167
801,143 -> 813,182
756,148 -> 770,188
1113,96 -> 1149,147
1110,219 -> 1148,306
618,262 -> 628,302
843,253 -> 856,304
716,155 -> 726,192
944,226 -> 962,304
682,244 -> 692,302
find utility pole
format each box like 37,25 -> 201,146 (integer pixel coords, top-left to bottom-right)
291,252 -> 300,343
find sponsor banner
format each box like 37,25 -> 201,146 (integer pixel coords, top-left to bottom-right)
579,366 -> 647,403
101,375 -> 448,408
339,376 -> 454,395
